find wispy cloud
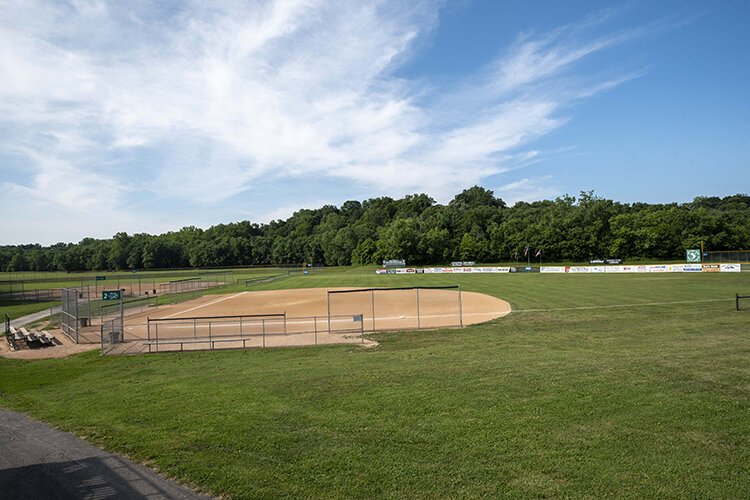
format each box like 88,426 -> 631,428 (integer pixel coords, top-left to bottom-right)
495,176 -> 562,206
0,0 -> 660,243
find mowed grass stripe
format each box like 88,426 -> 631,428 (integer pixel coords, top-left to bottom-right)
1,272 -> 749,498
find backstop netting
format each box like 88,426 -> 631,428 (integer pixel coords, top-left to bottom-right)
327,286 -> 463,332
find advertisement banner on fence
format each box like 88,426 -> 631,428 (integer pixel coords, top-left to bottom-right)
540,267 -> 566,273
720,263 -> 741,273
394,268 -> 417,274
378,263 -> 740,275
568,266 -> 591,273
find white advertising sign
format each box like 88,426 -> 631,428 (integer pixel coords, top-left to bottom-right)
540,267 -> 566,273
720,263 -> 742,273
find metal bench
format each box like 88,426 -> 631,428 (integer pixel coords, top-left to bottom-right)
19,327 -> 37,342
143,337 -> 253,352
40,330 -> 56,343
30,329 -> 52,345
10,326 -> 23,341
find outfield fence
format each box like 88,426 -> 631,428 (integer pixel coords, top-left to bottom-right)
702,251 -> 750,263
243,274 -> 288,287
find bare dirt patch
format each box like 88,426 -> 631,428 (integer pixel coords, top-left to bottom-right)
1,329 -> 98,359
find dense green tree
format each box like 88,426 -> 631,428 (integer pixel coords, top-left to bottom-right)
2,190 -> 748,271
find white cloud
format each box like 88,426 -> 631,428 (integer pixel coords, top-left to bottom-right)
495,176 -> 562,206
0,0 -> 652,243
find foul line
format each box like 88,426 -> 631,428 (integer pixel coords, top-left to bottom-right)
162,292 -> 248,319
514,298 -> 731,313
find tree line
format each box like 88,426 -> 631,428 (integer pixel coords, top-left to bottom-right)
2,187 -> 748,272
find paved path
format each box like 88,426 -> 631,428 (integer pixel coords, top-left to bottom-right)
0,407 -> 211,499
9,306 -> 60,329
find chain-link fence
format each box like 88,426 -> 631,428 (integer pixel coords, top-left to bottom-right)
60,287 -> 79,342
0,287 -> 61,302
100,315 -> 124,355
102,312 -> 365,355
1,271 -> 232,304
702,251 -> 750,263
737,293 -> 750,311
327,286 -> 463,332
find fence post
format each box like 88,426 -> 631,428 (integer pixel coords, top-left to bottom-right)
284,312 -> 287,335
100,324 -> 104,355
371,289 -> 376,332
209,321 -> 213,350
155,323 -> 159,352
458,285 -> 464,327
314,316 -> 318,345
75,289 -> 79,343
416,288 -> 420,330
240,317 -> 243,337
262,319 -> 266,348
361,313 -> 365,344
327,292 -> 332,334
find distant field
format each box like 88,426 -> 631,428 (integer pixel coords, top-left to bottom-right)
1,270 -> 749,497
0,299 -> 59,322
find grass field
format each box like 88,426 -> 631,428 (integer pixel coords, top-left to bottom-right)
0,299 -> 58,322
1,271 -> 749,498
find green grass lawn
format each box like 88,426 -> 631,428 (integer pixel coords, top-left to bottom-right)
0,299 -> 59,321
1,272 -> 749,498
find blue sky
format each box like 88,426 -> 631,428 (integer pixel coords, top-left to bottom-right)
1,0 -> 748,245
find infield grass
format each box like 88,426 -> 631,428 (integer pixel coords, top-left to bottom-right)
1,271 -> 749,498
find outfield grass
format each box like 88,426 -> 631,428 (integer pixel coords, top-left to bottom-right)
1,272 -> 749,498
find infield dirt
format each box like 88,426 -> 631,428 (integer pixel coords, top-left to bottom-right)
5,287 -> 511,357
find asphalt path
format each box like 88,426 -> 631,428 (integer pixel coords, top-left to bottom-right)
0,407 -> 210,499
9,306 -> 61,329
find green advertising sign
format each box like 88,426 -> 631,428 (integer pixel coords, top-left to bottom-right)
102,290 -> 122,301
686,249 -> 701,263
96,275 -> 106,281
